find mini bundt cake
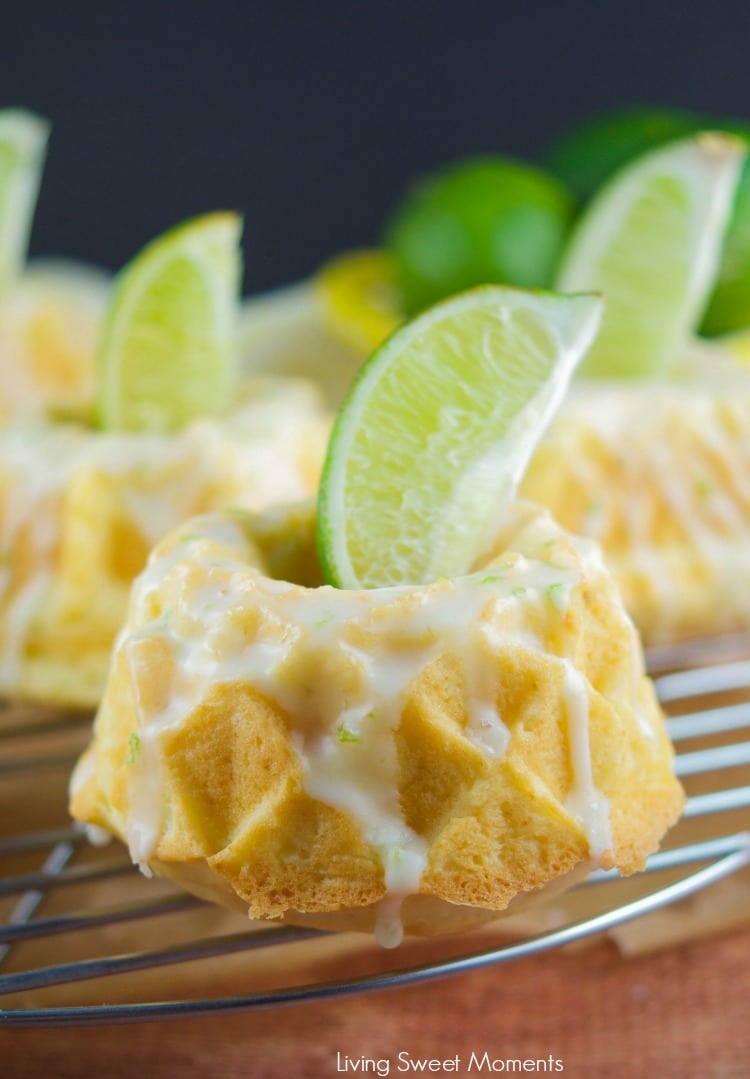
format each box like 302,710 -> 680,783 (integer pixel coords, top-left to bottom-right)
0,378 -> 331,707
522,369 -> 750,643
70,500 -> 683,946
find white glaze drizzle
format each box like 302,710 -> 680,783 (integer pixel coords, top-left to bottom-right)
106,507 -> 629,937
0,379 -> 328,691
560,659 -> 613,859
542,375 -> 750,640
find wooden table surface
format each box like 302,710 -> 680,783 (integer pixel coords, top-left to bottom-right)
2,922 -> 748,1078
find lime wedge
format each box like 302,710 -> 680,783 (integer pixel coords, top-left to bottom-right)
96,212 -> 242,432
545,106 -> 750,337
317,286 -> 602,589
0,109 -> 49,293
556,133 -> 745,379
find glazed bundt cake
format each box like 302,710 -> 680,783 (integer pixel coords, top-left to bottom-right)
70,500 -> 683,945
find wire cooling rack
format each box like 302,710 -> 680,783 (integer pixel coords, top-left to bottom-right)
1,634 -> 749,1027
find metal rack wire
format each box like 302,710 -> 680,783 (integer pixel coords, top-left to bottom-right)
1,634 -> 749,1027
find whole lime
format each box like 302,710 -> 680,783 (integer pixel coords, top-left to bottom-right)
701,135 -> 750,335
545,106 -> 701,201
383,156 -> 575,316
546,106 -> 750,335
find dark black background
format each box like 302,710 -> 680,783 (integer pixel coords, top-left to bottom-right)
4,1 -> 750,293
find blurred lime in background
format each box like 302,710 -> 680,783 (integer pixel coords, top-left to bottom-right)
382,156 -> 575,315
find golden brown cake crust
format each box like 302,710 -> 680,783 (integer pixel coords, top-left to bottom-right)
522,378 -> 750,643
70,501 -> 684,939
0,379 -> 331,707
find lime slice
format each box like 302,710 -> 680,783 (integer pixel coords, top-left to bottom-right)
383,157 -> 575,316
317,286 -> 602,589
0,109 -> 49,294
556,134 -> 745,379
546,106 -> 750,337
96,212 -> 242,432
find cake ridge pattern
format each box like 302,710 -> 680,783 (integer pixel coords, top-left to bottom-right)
71,500 -> 684,945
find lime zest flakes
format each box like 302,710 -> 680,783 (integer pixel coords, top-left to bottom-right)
386,845 -> 405,867
313,611 -> 335,630
336,723 -> 361,743
150,611 -> 171,633
125,732 -> 141,764
512,586 -> 527,597
480,562 -> 516,584
546,582 -> 567,611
